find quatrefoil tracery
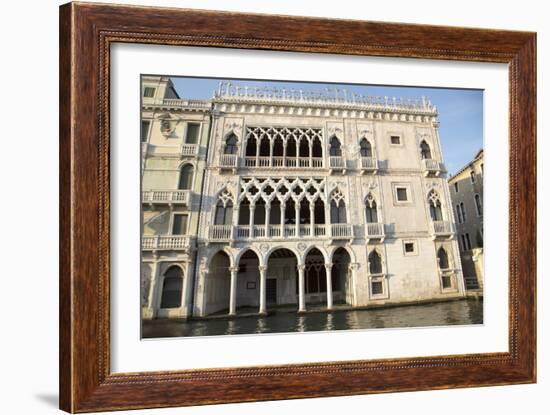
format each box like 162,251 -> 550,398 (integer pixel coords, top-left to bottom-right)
238,177 -> 327,205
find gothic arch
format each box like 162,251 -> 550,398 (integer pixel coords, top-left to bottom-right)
359,137 -> 373,157
427,189 -> 444,221
205,246 -> 236,269
367,248 -> 384,274
420,139 -> 432,160
302,244 -> 329,264
328,244 -> 356,264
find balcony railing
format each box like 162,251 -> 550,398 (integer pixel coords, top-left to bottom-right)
365,222 -> 385,240
142,235 -> 192,250
219,154 -> 238,169
142,190 -> 191,206
360,157 -> 378,173
431,220 -> 454,237
181,143 -> 198,156
208,225 -> 233,241
329,156 -> 345,170
207,223 -> 357,242
422,158 -> 441,176
242,156 -> 324,168
142,143 -> 198,158
330,223 -> 354,239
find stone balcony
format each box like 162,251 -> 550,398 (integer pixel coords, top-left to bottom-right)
359,157 -> 378,174
142,190 -> 191,207
242,156 -> 323,169
430,220 -> 454,239
422,158 -> 442,176
142,143 -> 198,158
365,222 -> 385,242
219,154 -> 239,171
206,223 -> 353,244
329,156 -> 346,173
142,235 -> 193,251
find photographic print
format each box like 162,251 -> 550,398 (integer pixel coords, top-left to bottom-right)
140,76 -> 484,338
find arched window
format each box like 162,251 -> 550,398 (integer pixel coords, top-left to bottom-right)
428,190 -> 443,221
273,136 -> 284,157
368,251 -> 382,274
360,138 -> 372,157
160,266 -> 183,308
437,247 -> 450,270
420,140 -> 432,159
312,137 -> 323,158
329,136 -> 342,156
299,137 -> 309,158
330,189 -> 347,223
224,133 -> 238,155
178,164 -> 193,190
245,137 -> 257,157
365,193 -> 378,223
214,190 -> 233,225
286,137 -> 297,157
259,135 -> 270,156
474,194 -> 482,216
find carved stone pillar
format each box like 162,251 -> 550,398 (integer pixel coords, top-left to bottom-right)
228,266 -> 239,316
249,204 -> 255,236
325,262 -> 333,310
298,264 -> 306,312
295,204 -> 300,237
310,202 -> 315,237
259,265 -> 267,315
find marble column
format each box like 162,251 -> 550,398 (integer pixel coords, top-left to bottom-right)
228,266 -> 239,316
298,264 -> 306,312
325,262 -> 333,310
310,202 -> 315,237
280,203 -> 286,236
295,204 -> 300,237
249,204 -> 255,237
259,265 -> 267,315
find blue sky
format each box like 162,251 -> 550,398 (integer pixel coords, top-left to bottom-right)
170,77 -> 483,175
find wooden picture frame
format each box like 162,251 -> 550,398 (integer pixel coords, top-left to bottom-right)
59,2 -> 536,412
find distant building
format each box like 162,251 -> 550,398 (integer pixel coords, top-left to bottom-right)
141,76 -> 466,320
448,150 -> 484,290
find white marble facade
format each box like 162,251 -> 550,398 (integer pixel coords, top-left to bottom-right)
141,76 -> 466,320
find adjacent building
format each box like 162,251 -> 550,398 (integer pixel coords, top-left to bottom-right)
448,150 -> 484,290
141,76 -> 466,320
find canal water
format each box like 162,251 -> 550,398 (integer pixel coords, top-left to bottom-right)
142,298 -> 483,338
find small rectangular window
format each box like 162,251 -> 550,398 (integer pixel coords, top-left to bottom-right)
371,281 -> 383,295
396,187 -> 408,201
405,242 -> 415,253
460,202 -> 466,222
172,214 -> 188,235
143,87 -> 155,98
442,275 -> 452,289
390,135 -> 401,145
141,120 -> 150,142
454,182 -> 459,193
186,123 -> 200,144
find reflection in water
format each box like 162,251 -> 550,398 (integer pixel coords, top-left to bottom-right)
142,298 -> 483,339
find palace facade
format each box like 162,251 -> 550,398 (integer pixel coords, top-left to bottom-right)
141,76 -> 466,320
448,150 -> 484,290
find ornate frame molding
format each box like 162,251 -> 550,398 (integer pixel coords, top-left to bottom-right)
59,2 -> 536,412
